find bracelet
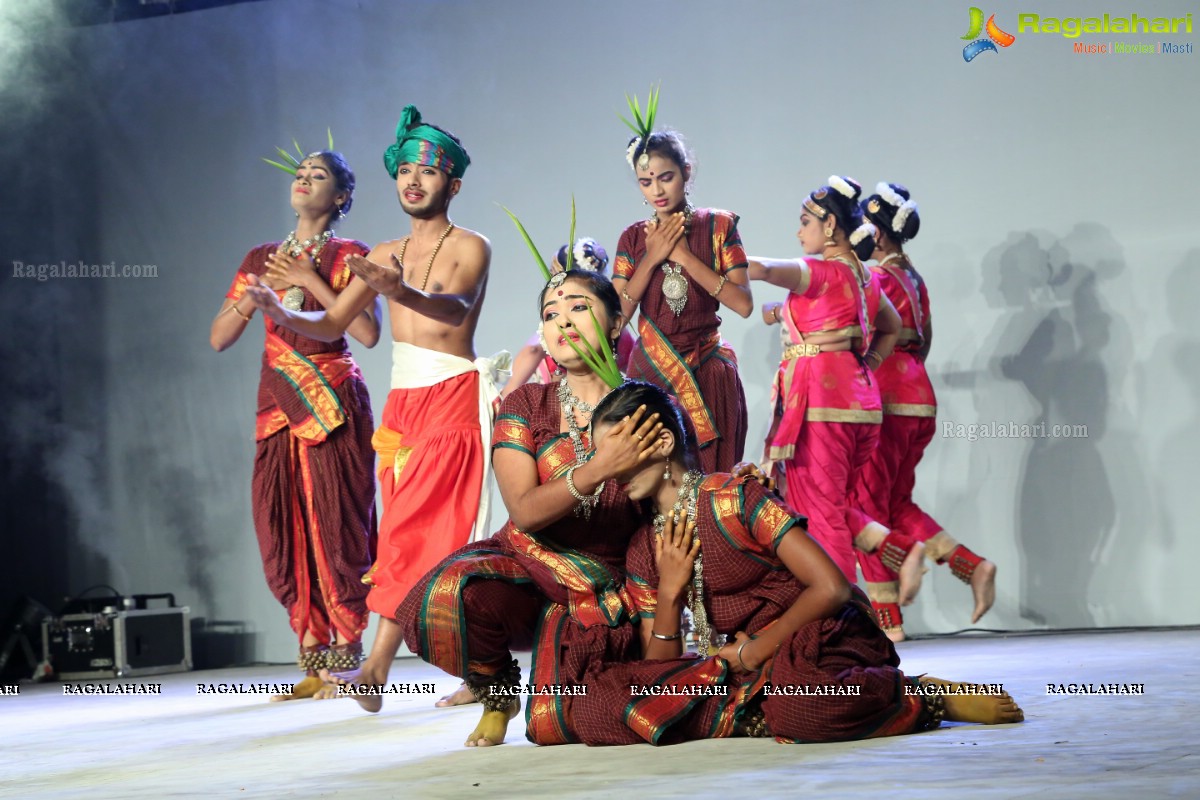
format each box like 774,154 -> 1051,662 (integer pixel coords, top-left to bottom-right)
773,305 -> 782,322
651,631 -> 682,641
232,304 -> 253,322
565,465 -> 604,502
621,288 -> 639,305
865,350 -> 884,366
709,274 -> 728,298
736,639 -> 752,671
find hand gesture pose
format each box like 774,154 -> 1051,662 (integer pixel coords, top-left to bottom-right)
655,507 -> 700,599
243,274 -> 287,324
642,212 -> 686,268
590,404 -> 664,478
264,247 -> 318,291
345,251 -> 406,298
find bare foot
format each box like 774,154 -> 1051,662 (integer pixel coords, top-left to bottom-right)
919,677 -> 1024,724
969,560 -> 997,624
884,627 -> 906,643
320,660 -> 389,713
270,675 -> 325,702
435,682 -> 477,708
898,541 -> 927,606
464,701 -> 520,747
312,681 -> 342,700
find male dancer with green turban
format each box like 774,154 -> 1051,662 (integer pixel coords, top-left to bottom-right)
246,106 -> 500,708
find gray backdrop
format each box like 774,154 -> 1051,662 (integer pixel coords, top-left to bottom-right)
2,0 -> 1196,664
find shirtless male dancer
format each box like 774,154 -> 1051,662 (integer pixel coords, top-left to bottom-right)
246,105 -> 496,710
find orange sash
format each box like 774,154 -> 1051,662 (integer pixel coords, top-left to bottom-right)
256,331 -> 357,443
636,315 -> 726,445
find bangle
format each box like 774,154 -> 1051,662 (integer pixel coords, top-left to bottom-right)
736,639 -> 752,671
565,465 -> 604,505
773,305 -> 782,322
651,631 -> 682,641
709,274 -> 728,298
232,304 -> 253,322
621,288 -> 639,305
865,350 -> 884,366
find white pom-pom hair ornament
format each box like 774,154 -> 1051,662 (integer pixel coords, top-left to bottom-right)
625,139 -> 641,170
849,222 -> 877,247
874,182 -> 906,209
892,199 -> 918,234
828,175 -> 858,199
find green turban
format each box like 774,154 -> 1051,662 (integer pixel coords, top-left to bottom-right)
382,105 -> 470,180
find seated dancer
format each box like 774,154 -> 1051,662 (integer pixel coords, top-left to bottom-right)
498,238 -> 635,400
613,88 -> 753,472
569,381 -> 1023,746
397,255 -> 661,747
244,106 -> 502,704
210,144 -> 381,700
853,183 -> 996,639
748,176 -> 926,614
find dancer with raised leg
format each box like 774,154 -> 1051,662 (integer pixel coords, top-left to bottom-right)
854,183 -> 996,639
748,176 -> 925,614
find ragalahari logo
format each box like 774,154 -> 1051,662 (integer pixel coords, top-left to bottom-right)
962,7 -> 1016,61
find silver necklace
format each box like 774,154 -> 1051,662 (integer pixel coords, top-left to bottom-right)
280,229 -> 333,310
652,205 -> 695,317
654,469 -> 718,654
557,379 -> 608,517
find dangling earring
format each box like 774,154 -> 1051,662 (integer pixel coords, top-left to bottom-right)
662,461 -> 672,481
823,226 -> 836,247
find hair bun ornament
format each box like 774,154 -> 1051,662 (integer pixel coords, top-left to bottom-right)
262,129 -> 335,175
499,198 -> 622,388
828,175 -> 861,200
849,222 -> 877,247
892,199 -> 918,233
572,238 -> 608,272
874,182 -> 907,209
619,83 -> 661,171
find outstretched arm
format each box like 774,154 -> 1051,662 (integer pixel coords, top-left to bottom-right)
349,236 -> 491,327
746,257 -> 811,294
210,294 -> 260,352
261,247 -> 382,347
243,274 -> 380,343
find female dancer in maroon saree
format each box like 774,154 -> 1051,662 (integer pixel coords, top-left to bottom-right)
569,381 -> 1023,746
210,150 -> 383,699
748,176 -> 925,611
613,99 -> 753,473
853,184 -> 997,639
394,269 -> 661,746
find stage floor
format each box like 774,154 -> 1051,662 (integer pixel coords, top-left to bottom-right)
1,629 -> 1196,799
